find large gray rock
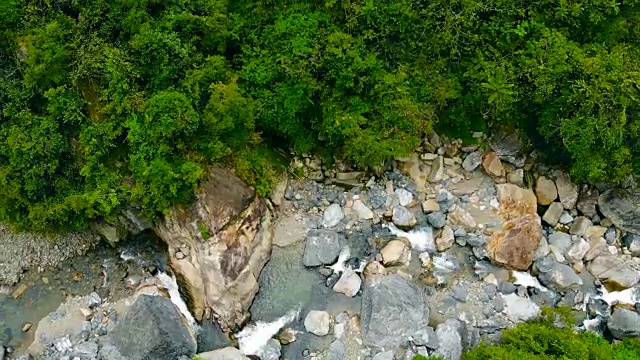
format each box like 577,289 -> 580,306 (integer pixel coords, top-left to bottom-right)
361,274 -> 430,348
587,255 -> 640,289
607,309 -> 640,339
304,310 -> 331,336
324,204 -> 345,228
502,293 -> 540,322
434,319 -> 466,360
538,262 -> 583,291
109,295 -> 197,360
302,230 -> 343,267
598,189 -> 640,234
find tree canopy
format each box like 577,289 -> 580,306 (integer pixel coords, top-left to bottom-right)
1,0 -> 639,232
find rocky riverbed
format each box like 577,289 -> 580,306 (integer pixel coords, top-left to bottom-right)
2,131 -> 640,360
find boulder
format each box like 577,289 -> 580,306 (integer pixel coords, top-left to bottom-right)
542,202 -> 564,226
482,151 -> 505,177
154,166 -> 274,329
507,169 -> 524,187
577,187 -> 599,218
361,274 -> 430,348
587,255 -> 640,289
599,189 -> 640,235
429,155 -> 445,182
109,295 -> 197,360
352,200 -> 374,220
392,206 -> 417,228
538,262 -> 583,291
489,132 -> 526,167
434,319 -> 466,360
462,152 -> 483,172
436,226 -> 455,252
553,171 -> 578,209
447,204 -> 477,230
502,293 -> 540,323
566,239 -> 590,263
380,238 -> 412,266
487,214 -> 542,271
486,184 -> 542,270
324,204 -> 345,228
535,176 -> 558,205
302,230 -> 343,267
622,233 -> 640,256
395,188 -> 414,207
304,311 -> 330,336
196,347 -> 249,360
548,232 -> 572,255
607,309 -> 640,339
333,269 -> 362,297
569,217 -> 592,236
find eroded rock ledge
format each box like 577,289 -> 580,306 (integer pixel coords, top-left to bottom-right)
154,165 -> 274,330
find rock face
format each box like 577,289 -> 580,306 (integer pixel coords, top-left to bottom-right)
486,184 -> 542,270
154,166 -> 274,329
599,189 -> 640,234
607,309 -> 640,339
302,230 -> 343,267
110,295 -> 197,360
361,274 -> 430,348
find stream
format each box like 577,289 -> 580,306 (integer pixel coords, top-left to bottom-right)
0,231 -> 166,356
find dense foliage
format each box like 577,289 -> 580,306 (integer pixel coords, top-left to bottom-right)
1,0 -> 639,232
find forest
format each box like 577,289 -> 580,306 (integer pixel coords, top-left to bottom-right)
0,0 -> 639,232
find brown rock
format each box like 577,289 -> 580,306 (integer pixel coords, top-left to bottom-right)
154,166 -> 274,330
482,151 -> 506,177
380,238 -> 411,266
421,199 -> 440,213
486,184 -> 542,270
535,176 -> 558,205
486,214 -> 542,270
22,323 -> 32,332
12,284 -> 28,299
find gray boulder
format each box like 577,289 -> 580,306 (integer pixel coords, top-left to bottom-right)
392,206 -> 417,228
598,189 -> 640,234
538,262 -> 583,291
361,274 -> 430,348
324,204 -> 345,228
109,295 -> 197,360
548,232 -> 572,255
462,152 -> 483,172
434,319 -> 466,360
302,230 -> 343,267
607,309 -> 640,339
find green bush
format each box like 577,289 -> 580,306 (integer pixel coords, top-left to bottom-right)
1,0 -> 640,232
462,310 -> 640,360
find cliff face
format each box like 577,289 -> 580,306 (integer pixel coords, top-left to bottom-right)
154,165 -> 274,330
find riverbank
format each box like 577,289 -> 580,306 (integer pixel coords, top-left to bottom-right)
1,130 -> 640,360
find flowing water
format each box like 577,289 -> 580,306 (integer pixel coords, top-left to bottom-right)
0,231 -> 166,355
